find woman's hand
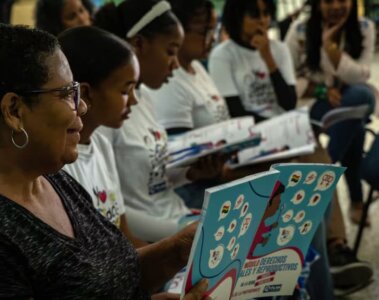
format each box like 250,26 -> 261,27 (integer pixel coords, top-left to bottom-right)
172,222 -> 198,264
251,28 -> 270,57
186,154 -> 227,181
152,279 -> 210,300
183,279 -> 211,300
151,292 -> 181,300
250,27 -> 277,73
137,222 -> 198,292
327,87 -> 342,107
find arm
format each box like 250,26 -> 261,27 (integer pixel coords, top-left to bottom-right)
166,127 -> 191,135
322,19 -> 375,84
334,20 -> 375,84
124,207 -> 180,242
137,222 -> 197,292
225,96 -> 268,123
208,53 -> 252,118
225,96 -> 252,118
270,70 -> 297,111
149,82 -> 195,130
208,46 -> 240,101
0,239 -> 33,298
285,20 -> 311,98
120,214 -> 148,248
253,29 -> 297,110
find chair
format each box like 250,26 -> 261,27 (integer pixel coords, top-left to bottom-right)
353,128 -> 378,255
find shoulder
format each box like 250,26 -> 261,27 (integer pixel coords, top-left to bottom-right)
47,170 -> 93,205
288,18 -> 307,39
269,39 -> 290,51
192,60 -> 210,78
269,39 -> 292,59
92,131 -> 113,152
210,40 -> 235,59
359,17 -> 375,35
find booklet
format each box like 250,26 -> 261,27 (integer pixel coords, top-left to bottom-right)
228,109 -> 316,169
181,163 -> 345,299
167,117 -> 261,169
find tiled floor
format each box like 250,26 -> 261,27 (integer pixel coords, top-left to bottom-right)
334,54 -> 379,299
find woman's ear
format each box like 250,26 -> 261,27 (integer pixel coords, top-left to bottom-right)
79,82 -> 93,109
129,35 -> 150,56
0,92 -> 26,131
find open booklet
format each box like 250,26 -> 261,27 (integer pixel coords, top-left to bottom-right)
180,163 -> 345,299
228,108 -> 316,169
167,117 -> 261,169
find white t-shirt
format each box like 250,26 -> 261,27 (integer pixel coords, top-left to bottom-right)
208,39 -> 296,118
99,85 -> 191,224
64,130 -> 184,242
63,131 -> 126,228
146,60 -> 230,129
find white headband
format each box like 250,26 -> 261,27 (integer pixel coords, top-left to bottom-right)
126,1 -> 172,38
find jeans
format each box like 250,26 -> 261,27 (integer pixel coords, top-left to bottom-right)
362,134 -> 379,188
306,221 -> 335,300
175,179 -> 220,209
310,84 -> 375,203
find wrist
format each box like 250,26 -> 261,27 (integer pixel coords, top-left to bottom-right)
261,51 -> 277,73
170,234 -> 188,266
313,84 -> 328,100
186,168 -> 197,181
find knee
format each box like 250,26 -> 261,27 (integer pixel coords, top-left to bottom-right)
342,84 -> 376,115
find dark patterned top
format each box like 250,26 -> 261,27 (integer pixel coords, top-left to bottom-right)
0,171 -> 149,299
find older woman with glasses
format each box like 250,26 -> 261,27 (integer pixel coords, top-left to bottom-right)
0,24 -> 209,299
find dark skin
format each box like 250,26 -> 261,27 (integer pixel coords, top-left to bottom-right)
304,0 -> 353,107
0,48 -> 206,299
75,55 -> 147,248
240,0 -> 277,74
129,23 -> 226,182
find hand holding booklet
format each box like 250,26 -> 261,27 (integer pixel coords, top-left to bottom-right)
167,117 -> 261,169
180,163 -> 345,299
229,108 -> 316,169
167,108 -> 317,170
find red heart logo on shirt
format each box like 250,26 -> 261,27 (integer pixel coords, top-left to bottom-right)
98,191 -> 107,203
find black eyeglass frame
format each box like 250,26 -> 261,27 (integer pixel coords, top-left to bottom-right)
16,81 -> 81,111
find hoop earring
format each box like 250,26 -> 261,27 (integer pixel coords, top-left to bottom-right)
11,128 -> 29,149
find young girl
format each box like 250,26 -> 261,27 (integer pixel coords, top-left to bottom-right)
208,0 -> 297,121
285,0 -> 376,225
142,0 -> 231,209
146,0 -> 230,133
59,26 -> 149,247
94,0 -> 222,241
36,0 -> 92,35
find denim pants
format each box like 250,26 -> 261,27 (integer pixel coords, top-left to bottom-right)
362,134 -> 379,188
310,84 -> 375,203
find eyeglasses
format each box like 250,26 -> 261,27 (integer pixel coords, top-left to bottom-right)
17,81 -> 81,111
188,27 -> 218,45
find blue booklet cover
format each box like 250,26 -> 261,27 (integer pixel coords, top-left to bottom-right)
182,163 -> 345,299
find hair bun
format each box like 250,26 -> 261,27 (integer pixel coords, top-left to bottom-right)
94,3 -> 124,38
